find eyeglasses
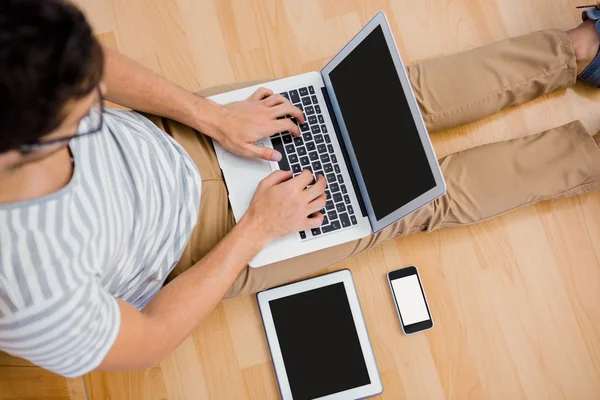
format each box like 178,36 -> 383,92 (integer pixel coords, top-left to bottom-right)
16,86 -> 105,154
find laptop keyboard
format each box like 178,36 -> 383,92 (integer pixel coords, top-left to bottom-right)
270,85 -> 358,241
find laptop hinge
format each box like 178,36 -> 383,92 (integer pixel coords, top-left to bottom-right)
321,87 -> 367,218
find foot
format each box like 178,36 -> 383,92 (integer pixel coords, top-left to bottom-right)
567,19 -> 600,74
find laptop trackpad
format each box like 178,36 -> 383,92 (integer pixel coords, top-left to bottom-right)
221,148 -> 272,221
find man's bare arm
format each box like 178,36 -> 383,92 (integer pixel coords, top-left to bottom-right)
99,216 -> 265,369
97,170 -> 326,370
101,46 -> 304,162
102,46 -> 221,137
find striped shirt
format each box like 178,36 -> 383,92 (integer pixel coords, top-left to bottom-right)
0,109 -> 201,377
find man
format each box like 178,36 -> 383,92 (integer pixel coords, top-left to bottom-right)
1,0 -> 600,377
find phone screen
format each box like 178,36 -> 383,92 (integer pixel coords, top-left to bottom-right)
389,267 -> 432,333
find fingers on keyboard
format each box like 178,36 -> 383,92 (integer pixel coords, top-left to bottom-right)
279,86 -> 358,241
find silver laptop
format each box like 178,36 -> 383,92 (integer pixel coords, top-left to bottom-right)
210,12 -> 446,267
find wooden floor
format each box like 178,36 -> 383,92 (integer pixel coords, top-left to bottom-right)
2,0 -> 600,399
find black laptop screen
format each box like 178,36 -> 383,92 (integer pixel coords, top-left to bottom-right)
328,25 -> 436,220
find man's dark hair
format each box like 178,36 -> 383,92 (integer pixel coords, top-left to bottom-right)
0,0 -> 104,153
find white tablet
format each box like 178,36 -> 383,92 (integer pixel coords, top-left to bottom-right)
257,269 -> 383,400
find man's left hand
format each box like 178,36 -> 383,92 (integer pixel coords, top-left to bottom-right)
208,87 -> 305,162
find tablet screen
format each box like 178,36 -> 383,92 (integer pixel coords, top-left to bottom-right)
268,282 -> 371,400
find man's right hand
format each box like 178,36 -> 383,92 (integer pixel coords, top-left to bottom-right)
243,169 -> 327,243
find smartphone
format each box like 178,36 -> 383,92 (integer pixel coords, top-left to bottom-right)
387,266 -> 433,334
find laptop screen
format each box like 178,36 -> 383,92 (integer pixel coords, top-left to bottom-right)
328,25 -> 436,221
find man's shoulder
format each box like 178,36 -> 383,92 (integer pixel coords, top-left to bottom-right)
0,278 -> 113,323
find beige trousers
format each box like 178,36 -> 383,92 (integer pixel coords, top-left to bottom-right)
153,29 -> 600,297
